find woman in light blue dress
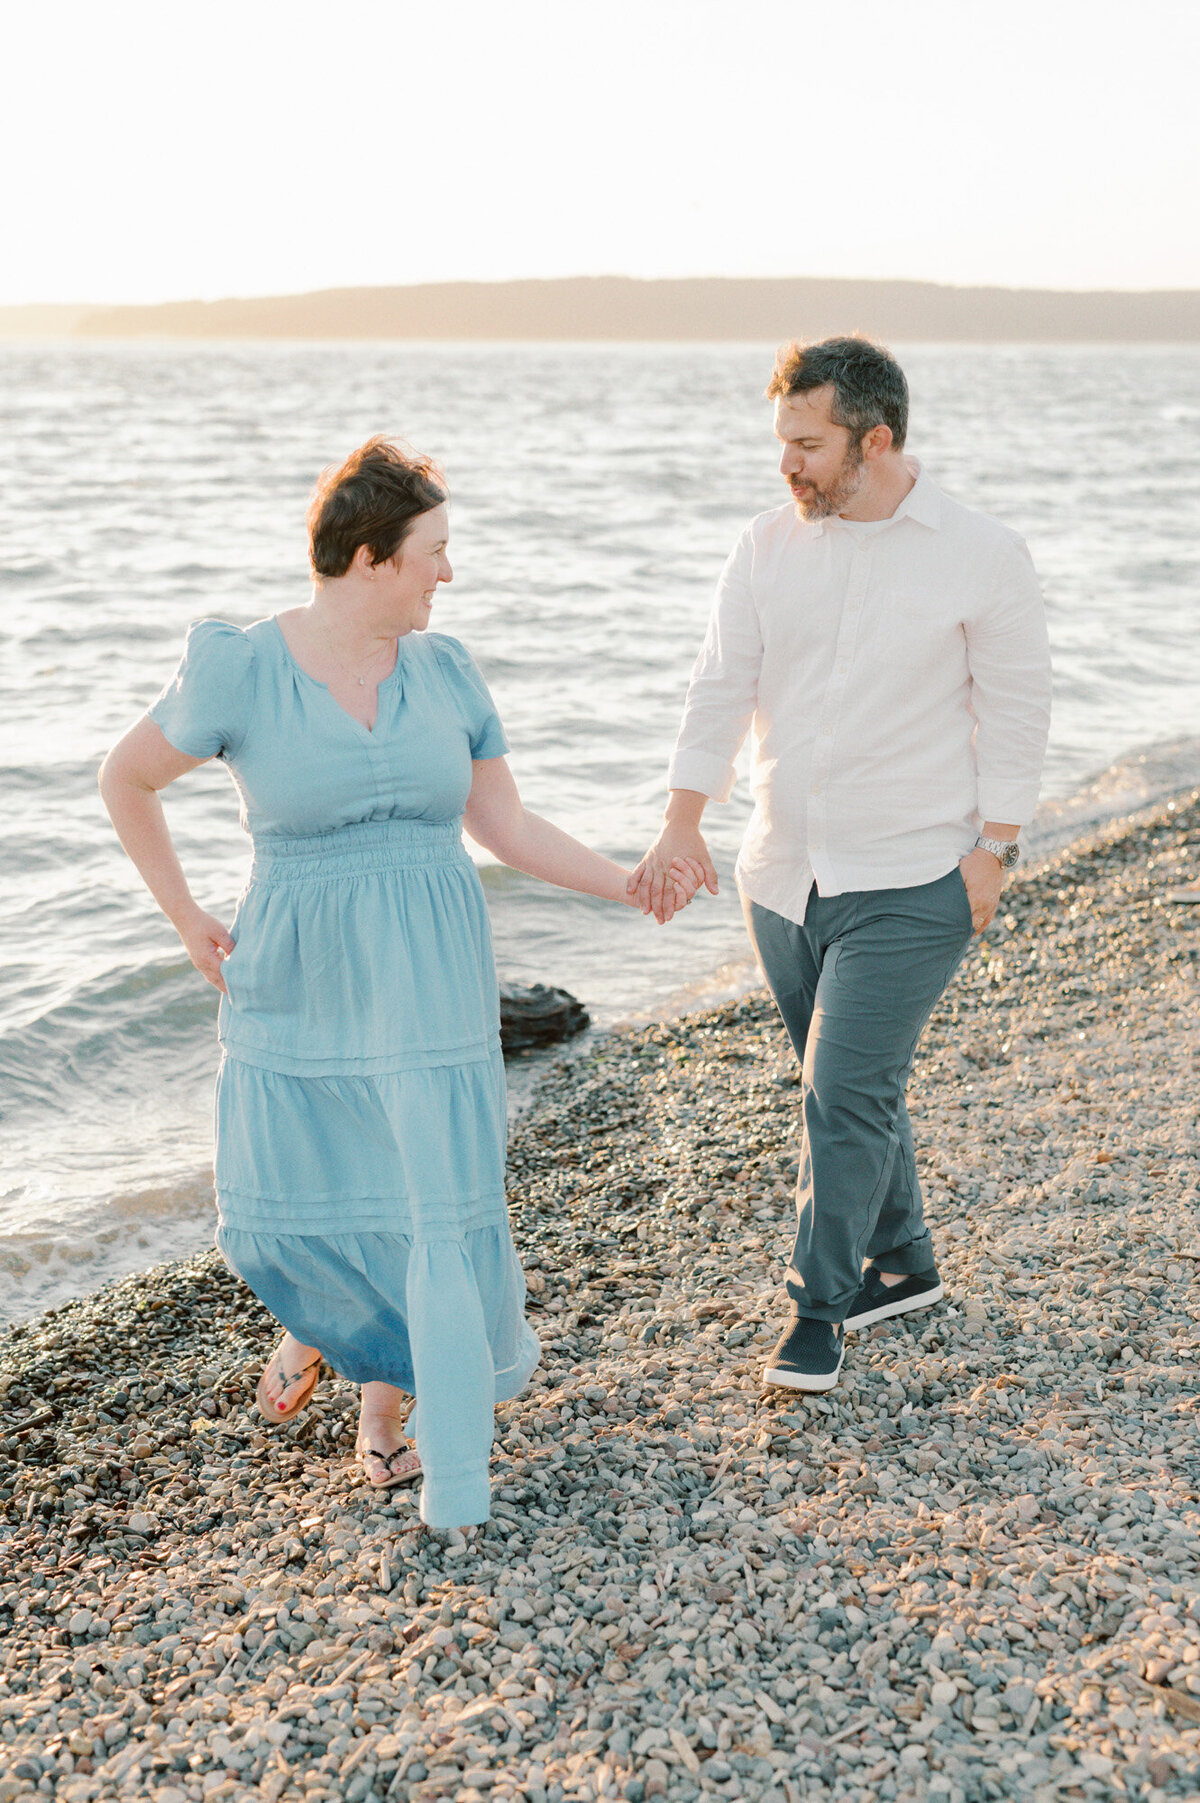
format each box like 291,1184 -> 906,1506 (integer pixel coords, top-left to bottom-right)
100,437 -> 698,1530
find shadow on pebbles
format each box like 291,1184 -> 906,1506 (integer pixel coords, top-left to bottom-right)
2,793 -> 1199,1803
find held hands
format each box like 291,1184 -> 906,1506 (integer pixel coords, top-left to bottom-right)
628,828 -> 720,924
176,906 -> 235,994
957,848 -> 1006,935
645,856 -> 707,921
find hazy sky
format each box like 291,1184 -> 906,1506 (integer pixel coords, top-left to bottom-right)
6,0 -> 1199,305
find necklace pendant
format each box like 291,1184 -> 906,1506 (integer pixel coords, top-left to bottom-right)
358,676 -> 365,686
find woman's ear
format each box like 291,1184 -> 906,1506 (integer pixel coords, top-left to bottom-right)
351,542 -> 378,581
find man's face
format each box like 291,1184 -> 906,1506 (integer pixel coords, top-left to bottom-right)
774,386 -> 865,520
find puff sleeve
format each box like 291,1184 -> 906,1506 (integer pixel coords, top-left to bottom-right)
430,635 -> 509,761
147,619 -> 257,761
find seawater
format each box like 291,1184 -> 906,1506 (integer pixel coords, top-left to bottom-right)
1,342 -> 1198,1326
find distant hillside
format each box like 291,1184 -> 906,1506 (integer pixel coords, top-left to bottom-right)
2,277 -> 1198,341
0,304 -> 93,338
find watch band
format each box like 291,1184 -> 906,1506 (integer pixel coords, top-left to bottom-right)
975,834 -> 1020,870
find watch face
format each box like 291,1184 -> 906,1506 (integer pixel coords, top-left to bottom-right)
999,842 -> 1020,868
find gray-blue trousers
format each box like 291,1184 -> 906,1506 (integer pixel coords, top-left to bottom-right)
745,868 -> 974,1323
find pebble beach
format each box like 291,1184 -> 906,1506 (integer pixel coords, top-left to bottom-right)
1,796 -> 1199,1803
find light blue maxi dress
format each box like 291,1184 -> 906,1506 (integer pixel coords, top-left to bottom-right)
150,617 -> 540,1528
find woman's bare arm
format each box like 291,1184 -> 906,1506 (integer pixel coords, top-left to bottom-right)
463,757 -> 697,913
98,716 -> 234,991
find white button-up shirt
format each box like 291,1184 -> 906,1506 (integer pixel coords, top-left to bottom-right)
667,461 -> 1052,926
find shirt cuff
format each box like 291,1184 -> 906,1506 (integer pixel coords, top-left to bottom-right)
977,779 -> 1042,826
666,749 -> 737,803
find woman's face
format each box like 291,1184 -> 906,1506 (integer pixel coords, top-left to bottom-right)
377,502 -> 452,634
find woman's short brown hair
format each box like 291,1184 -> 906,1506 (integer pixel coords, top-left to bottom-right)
307,436 -> 447,578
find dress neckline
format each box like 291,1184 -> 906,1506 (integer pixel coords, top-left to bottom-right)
269,615 -> 407,737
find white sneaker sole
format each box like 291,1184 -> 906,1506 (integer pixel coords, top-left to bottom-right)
844,1282 -> 944,1335
762,1351 -> 845,1393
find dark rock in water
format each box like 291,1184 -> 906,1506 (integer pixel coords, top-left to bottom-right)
499,982 -> 589,1054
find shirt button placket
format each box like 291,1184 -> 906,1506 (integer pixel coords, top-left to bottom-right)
809,539 -> 872,883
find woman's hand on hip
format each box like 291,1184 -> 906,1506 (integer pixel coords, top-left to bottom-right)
176,907 -> 235,993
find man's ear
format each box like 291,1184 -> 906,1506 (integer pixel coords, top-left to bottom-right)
351,542 -> 378,579
862,423 -> 894,463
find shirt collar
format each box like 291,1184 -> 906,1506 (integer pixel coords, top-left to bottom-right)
892,458 -> 942,529
809,456 -> 943,536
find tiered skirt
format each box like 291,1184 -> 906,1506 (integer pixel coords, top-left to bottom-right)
211,818 -> 539,1528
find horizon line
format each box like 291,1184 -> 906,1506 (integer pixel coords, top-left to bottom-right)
4,272 -> 1200,310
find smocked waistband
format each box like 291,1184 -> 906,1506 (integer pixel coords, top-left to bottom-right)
250,817 -> 468,883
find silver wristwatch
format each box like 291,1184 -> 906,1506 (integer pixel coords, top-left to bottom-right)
975,834 -> 1020,870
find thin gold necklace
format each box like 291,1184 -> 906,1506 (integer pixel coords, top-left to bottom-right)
317,619 -> 396,689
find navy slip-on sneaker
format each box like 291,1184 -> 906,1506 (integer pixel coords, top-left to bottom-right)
844,1266 -> 944,1333
763,1317 -> 845,1392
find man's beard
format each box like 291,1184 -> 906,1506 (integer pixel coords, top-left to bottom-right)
790,442 -> 865,520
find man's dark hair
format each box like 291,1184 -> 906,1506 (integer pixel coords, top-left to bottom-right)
307,436 -> 447,578
766,336 -> 908,450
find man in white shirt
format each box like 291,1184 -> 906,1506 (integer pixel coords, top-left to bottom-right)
631,337 -> 1051,1393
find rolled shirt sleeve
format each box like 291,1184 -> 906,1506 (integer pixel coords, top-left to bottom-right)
666,529 -> 763,802
967,533 -> 1053,825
